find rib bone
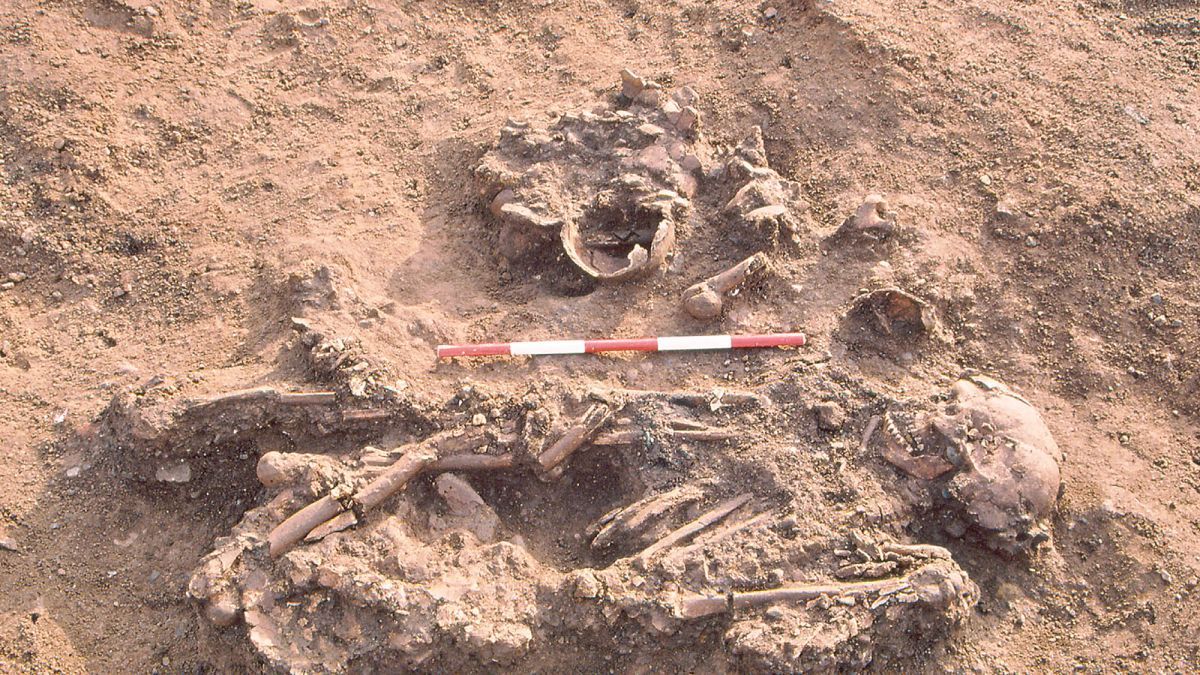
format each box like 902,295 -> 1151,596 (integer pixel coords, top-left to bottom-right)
636,493 -> 751,565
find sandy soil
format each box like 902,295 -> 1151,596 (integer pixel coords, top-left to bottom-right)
1,0 -> 1198,672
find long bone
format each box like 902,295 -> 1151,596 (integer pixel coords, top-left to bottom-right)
677,540 -> 962,619
270,400 -> 620,555
677,577 -> 910,620
537,402 -> 613,477
267,429 -> 495,556
682,252 -> 769,320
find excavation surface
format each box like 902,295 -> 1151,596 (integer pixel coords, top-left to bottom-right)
1,0 -> 1198,672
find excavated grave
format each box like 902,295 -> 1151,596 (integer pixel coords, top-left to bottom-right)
82,76 -> 1074,673
99,358 -> 990,673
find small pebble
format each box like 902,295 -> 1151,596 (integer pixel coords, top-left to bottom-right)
763,7 -> 778,19
155,462 -> 192,483
979,174 -> 992,186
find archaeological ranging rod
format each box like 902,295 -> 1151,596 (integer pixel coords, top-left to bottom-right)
436,332 -> 807,359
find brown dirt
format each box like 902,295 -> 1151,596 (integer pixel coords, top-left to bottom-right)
1,0 -> 1198,672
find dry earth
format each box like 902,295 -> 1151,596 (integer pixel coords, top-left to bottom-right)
1,0 -> 1199,672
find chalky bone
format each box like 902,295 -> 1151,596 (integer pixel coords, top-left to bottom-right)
877,376 -> 1063,554
681,252 -> 769,320
475,70 -> 705,282
836,194 -> 895,240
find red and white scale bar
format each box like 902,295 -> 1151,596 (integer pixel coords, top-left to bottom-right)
437,333 -> 807,359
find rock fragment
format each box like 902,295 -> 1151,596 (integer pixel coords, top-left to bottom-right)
812,402 -> 845,432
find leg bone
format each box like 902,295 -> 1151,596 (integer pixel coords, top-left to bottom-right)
682,252 -> 768,320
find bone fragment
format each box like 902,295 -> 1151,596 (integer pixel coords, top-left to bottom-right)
277,391 -> 337,406
671,428 -> 739,442
589,486 -> 703,549
593,424 -> 737,447
305,511 -> 358,542
430,453 -> 515,472
269,440 -> 437,557
352,445 -> 439,511
668,389 -> 770,410
268,494 -> 345,557
877,414 -> 954,480
340,408 -> 393,423
834,194 -> 894,240
197,387 -> 279,407
665,510 -> 773,562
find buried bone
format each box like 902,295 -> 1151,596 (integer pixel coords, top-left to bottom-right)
833,194 -> 896,241
561,193 -> 680,281
537,402 -> 613,476
635,493 -> 752,566
872,375 -> 1063,554
588,485 -> 704,550
476,71 -> 706,283
850,287 -> 939,338
267,429 -> 498,556
118,372 -> 989,669
682,252 -> 769,320
678,555 -> 975,620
